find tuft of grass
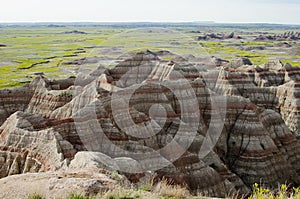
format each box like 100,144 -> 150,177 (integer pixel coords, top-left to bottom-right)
68,193 -> 95,199
139,184 -> 152,192
27,193 -> 45,199
154,179 -> 190,199
103,188 -> 141,199
58,91 -> 73,97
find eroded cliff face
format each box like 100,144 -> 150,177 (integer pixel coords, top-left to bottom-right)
0,50 -> 300,197
212,60 -> 300,134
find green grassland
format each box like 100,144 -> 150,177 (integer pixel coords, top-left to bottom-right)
0,26 -> 299,89
0,27 -> 117,88
198,40 -> 300,66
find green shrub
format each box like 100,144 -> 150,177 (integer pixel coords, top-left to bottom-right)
69,193 -> 95,199
27,193 -> 45,199
104,188 -> 141,199
139,184 -> 152,192
58,91 -> 73,97
249,183 -> 300,199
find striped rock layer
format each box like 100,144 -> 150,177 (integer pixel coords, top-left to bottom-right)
0,51 -> 300,197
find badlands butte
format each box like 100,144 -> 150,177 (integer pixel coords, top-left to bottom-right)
0,48 -> 300,198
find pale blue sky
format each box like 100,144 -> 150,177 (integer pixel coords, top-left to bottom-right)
0,0 -> 300,24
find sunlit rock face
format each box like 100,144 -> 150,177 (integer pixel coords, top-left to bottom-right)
0,51 -> 300,197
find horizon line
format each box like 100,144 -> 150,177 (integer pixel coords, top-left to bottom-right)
1,21 -> 300,26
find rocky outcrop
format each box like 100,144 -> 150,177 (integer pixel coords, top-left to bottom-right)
226,57 -> 252,68
0,50 -> 300,198
0,86 -> 34,125
197,32 -> 242,40
63,57 -> 99,65
209,56 -> 229,67
213,60 -> 300,133
62,30 -> 87,35
0,168 -> 115,199
276,80 -> 300,134
225,106 -> 300,187
26,76 -> 75,118
0,111 -> 76,174
255,31 -> 300,41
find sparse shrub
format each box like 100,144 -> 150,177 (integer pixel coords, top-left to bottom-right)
139,184 -> 152,192
103,188 -> 141,199
69,193 -> 95,199
27,193 -> 45,199
58,91 -> 73,97
111,171 -> 123,181
248,183 -> 300,199
154,179 -> 190,199
248,183 -> 272,199
138,175 -> 154,192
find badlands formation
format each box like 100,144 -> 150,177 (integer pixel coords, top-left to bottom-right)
0,50 -> 300,198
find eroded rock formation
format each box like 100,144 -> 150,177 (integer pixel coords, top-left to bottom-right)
0,50 -> 300,197
255,31 -> 300,41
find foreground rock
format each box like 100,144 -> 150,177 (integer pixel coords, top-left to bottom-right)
0,168 -> 115,199
0,50 -> 300,198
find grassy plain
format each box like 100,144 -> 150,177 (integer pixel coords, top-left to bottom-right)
0,25 -> 299,89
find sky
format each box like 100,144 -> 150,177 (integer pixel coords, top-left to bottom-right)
0,0 -> 300,24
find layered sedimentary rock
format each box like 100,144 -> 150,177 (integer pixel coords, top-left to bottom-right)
276,80 -> 300,134
0,86 -> 33,125
26,76 -> 75,118
0,111 -> 76,175
197,32 -> 242,40
0,50 -> 300,197
255,31 -> 300,41
213,60 -> 300,133
224,104 -> 300,187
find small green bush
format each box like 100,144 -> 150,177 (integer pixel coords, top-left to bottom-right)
27,193 -> 45,199
139,184 -> 152,192
58,91 -> 73,97
104,188 -> 141,199
69,193 -> 95,199
249,183 -> 300,199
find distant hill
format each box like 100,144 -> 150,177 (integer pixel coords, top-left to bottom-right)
0,22 -> 300,29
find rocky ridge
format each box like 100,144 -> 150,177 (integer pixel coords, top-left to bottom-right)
255,31 -> 300,41
0,50 -> 300,198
